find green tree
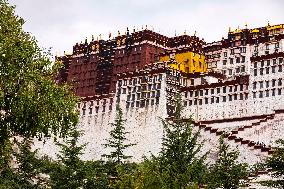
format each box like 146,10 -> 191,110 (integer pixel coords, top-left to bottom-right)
0,0 -> 78,186
102,105 -> 136,165
261,139 -> 284,188
0,0 -> 78,148
207,136 -> 248,189
157,94 -> 207,188
40,127 -> 109,189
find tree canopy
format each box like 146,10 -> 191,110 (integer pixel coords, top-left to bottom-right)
0,0 -> 79,144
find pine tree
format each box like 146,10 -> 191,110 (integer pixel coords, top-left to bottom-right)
158,94 -> 207,188
261,139 -> 284,188
102,105 -> 136,165
48,128 -> 87,189
207,136 -> 248,189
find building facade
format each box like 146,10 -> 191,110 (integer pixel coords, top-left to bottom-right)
48,24 -> 284,165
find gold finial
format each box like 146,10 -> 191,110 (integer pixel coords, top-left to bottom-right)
184,30 -> 186,35
194,31 -> 196,36
245,23 -> 248,29
229,27 -> 231,32
118,30 -> 120,36
268,21 -> 270,26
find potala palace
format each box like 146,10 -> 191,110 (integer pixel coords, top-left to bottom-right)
41,24 -> 284,171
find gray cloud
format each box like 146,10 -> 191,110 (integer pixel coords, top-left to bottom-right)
9,0 -> 284,56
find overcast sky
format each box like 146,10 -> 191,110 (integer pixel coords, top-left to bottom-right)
9,0 -> 284,56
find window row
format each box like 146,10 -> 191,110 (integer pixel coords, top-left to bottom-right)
223,56 -> 246,65
184,93 -> 249,106
118,74 -> 163,86
185,85 -> 248,98
253,58 -> 283,68
227,66 -> 246,75
126,90 -> 160,101
82,105 -> 113,115
253,65 -> 283,76
118,84 -> 162,94
252,79 -> 282,89
126,97 -> 160,108
252,88 -> 283,98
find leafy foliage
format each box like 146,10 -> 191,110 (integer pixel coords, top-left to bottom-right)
206,136 -> 248,189
121,94 -> 207,188
0,0 -> 79,145
158,94 -> 207,188
261,139 -> 284,188
47,128 -> 110,189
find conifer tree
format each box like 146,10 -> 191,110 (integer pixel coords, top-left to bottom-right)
261,139 -> 284,188
102,105 -> 136,165
158,94 -> 207,188
43,127 -> 109,189
48,128 -> 87,189
207,136 -> 248,189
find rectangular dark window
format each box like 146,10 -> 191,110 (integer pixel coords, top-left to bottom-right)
236,57 -> 240,63
223,96 -> 226,102
272,79 -> 276,87
195,90 -> 199,97
260,68 -> 264,75
254,69 -> 257,76
278,79 -> 282,86
253,82 -> 257,90
259,91 -> 263,98
259,81 -> 263,89
205,98 -> 208,104
242,56 -> 245,63
266,67 -> 270,74
266,90 -> 269,97
229,95 -> 232,101
261,61 -> 264,67
278,89 -> 282,95
279,65 -> 282,72
216,97 -> 219,103
266,81 -> 269,88
211,89 -> 214,94
272,89 -> 275,96
223,86 -> 226,93
205,89 -> 209,95
240,93 -> 243,100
